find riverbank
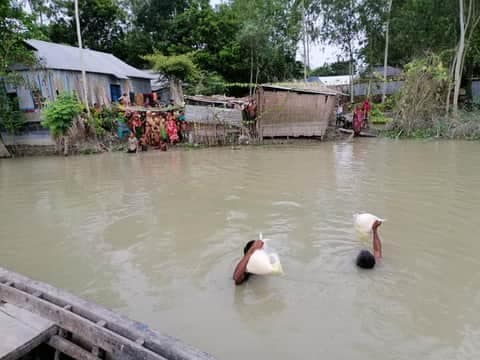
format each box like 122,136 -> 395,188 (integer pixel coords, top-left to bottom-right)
4,122 -> 480,158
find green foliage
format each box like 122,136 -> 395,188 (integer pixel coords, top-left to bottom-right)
46,0 -> 126,54
309,0 -> 362,61
0,91 -> 26,135
87,105 -> 119,136
369,103 -> 390,124
310,61 -> 351,76
189,72 -> 226,96
41,93 -> 83,137
0,0 -> 40,77
144,53 -> 199,82
387,54 -> 449,137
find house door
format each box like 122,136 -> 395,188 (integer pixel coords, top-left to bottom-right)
110,84 -> 121,103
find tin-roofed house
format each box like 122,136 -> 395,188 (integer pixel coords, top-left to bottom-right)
7,39 -> 154,124
256,84 -> 339,140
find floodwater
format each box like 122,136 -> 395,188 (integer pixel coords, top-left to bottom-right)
1,140 -> 480,359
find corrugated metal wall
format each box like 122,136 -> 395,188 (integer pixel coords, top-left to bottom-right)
256,88 -> 335,138
17,70 -> 151,112
472,80 -> 480,99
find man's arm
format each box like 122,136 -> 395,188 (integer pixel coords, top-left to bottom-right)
372,220 -> 382,259
232,240 -> 263,285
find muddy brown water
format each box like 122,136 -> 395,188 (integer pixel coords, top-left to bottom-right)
1,140 -> 480,359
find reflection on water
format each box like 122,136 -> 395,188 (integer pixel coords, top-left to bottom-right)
1,140 -> 480,359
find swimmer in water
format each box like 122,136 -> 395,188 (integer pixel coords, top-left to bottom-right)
233,240 -> 264,285
356,220 -> 382,269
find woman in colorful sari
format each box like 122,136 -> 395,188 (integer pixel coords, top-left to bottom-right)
145,111 -> 154,145
132,113 -> 143,140
166,113 -> 179,144
352,105 -> 364,137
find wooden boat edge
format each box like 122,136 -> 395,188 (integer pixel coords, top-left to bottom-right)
0,267 -> 215,360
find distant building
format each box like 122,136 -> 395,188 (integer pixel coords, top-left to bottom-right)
368,65 -> 403,79
307,75 -> 354,86
307,66 -> 404,99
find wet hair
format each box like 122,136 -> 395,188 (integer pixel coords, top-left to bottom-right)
356,250 -> 376,269
243,240 -> 255,255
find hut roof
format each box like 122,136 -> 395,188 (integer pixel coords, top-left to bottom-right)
24,39 -> 155,80
185,95 -> 249,105
261,83 -> 342,96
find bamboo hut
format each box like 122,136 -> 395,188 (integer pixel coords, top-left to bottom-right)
184,95 -> 246,145
256,84 -> 338,140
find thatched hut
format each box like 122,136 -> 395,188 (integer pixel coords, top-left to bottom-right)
256,84 -> 338,140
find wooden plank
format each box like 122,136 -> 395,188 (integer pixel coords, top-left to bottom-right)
0,284 -> 167,360
0,267 -> 216,360
48,336 -> 99,360
0,303 -> 56,360
338,128 -> 377,137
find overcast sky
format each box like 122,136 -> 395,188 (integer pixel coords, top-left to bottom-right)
209,0 -> 342,68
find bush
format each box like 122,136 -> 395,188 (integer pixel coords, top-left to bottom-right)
387,54 -> 448,137
85,105 -> 120,137
41,93 -> 83,137
370,103 -> 391,125
0,95 -> 25,137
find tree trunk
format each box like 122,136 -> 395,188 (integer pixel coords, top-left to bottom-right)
382,0 -> 393,103
169,78 -> 184,105
349,59 -> 354,103
445,51 -> 457,114
63,136 -> 69,156
453,0 -> 466,113
302,0 -> 307,82
249,45 -> 254,97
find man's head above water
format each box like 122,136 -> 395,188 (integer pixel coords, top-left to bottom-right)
356,220 -> 383,270
356,250 -> 376,269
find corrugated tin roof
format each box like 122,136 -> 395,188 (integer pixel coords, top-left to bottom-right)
307,75 -> 353,86
25,39 -> 155,80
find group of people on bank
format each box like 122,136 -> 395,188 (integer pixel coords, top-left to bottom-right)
125,109 -> 187,153
336,98 -> 371,136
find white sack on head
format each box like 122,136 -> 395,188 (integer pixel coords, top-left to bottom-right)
246,249 -> 283,276
354,213 -> 385,241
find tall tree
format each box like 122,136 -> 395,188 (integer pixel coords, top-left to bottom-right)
46,0 -> 127,54
312,0 -> 361,102
0,0 -> 40,157
452,0 -> 480,112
